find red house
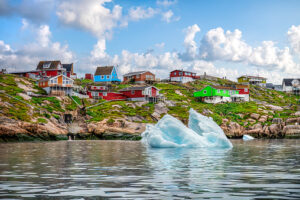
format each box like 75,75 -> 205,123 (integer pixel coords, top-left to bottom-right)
119,86 -> 159,101
85,73 -> 94,80
170,70 -> 199,83
36,61 -> 66,77
87,85 -> 126,100
235,85 -> 250,101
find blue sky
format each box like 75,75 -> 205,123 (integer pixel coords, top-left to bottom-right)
0,0 -> 300,83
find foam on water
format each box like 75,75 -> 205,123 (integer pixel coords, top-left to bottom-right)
142,108 -> 232,148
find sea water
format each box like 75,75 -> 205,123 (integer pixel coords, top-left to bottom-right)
142,108 -> 232,148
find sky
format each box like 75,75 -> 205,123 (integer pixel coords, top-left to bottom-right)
0,0 -> 300,84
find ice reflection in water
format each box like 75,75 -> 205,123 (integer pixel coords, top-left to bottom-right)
0,140 -> 299,199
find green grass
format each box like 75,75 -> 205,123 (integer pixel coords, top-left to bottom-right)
37,118 -> 48,124
31,96 -> 64,113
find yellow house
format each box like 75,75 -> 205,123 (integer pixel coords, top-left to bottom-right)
237,75 -> 267,87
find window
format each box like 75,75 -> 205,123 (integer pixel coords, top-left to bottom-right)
217,89 -> 220,93
136,74 -> 140,78
43,63 -> 51,68
245,88 -> 248,92
174,72 -> 176,75
103,92 -> 107,96
101,75 -> 104,79
131,90 -> 135,95
107,75 -> 110,79
203,90 -> 207,94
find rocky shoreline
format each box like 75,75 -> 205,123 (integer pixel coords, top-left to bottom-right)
1,111 -> 300,142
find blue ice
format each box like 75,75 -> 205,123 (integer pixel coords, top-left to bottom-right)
142,108 -> 232,148
243,134 -> 255,141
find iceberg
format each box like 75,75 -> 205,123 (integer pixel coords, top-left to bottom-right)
142,108 -> 232,148
243,134 -> 255,141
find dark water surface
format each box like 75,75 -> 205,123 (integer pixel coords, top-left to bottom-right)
0,140 -> 299,199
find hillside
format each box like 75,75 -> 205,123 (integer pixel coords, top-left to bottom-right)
0,74 -> 299,141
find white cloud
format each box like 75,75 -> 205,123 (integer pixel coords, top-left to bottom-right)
287,25 -> 300,55
199,27 -> 252,62
0,24 -> 74,72
161,10 -> 179,23
156,0 -> 177,7
128,7 -> 158,21
181,24 -> 200,60
199,27 -> 300,75
57,0 -> 122,39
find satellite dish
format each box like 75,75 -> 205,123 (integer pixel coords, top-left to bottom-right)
292,79 -> 299,87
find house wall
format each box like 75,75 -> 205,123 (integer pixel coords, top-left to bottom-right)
124,72 -> 155,83
94,67 -> 121,82
194,86 -> 213,97
151,87 -> 157,97
85,74 -> 93,80
87,91 -> 126,100
170,76 -> 194,83
121,90 -> 144,98
45,70 -> 58,77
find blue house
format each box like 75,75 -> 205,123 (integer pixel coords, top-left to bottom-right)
94,66 -> 121,83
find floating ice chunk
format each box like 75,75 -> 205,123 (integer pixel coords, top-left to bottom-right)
188,108 -> 232,148
142,115 -> 205,148
243,134 -> 255,141
142,108 -> 232,148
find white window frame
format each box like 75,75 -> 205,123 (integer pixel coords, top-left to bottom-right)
103,92 -> 107,96
245,88 -> 248,92
203,90 -> 207,94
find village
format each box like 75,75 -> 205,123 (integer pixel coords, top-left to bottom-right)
0,60 -> 299,105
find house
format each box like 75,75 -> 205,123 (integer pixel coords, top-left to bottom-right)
87,85 -> 126,100
282,78 -> 300,95
273,85 -> 283,91
193,85 -> 242,104
94,66 -> 121,83
237,75 -> 267,87
36,61 -> 67,77
85,73 -> 94,80
62,63 -> 76,78
123,71 -> 155,84
119,86 -> 160,102
38,74 -> 74,96
0,69 -> 7,74
235,85 -> 250,102
170,70 -> 199,83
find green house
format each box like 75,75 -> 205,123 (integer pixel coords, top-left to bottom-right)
193,85 -> 240,103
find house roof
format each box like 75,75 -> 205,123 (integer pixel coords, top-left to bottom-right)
95,66 -> 114,76
238,75 -> 266,80
211,85 -> 237,90
62,63 -> 73,72
119,86 -> 157,91
123,71 -> 150,77
39,74 -> 73,82
282,78 -> 300,86
36,61 -> 62,70
170,70 -> 196,74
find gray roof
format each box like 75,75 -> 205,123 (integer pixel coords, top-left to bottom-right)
123,71 -> 148,77
62,63 -> 73,72
282,78 -> 300,86
95,66 -> 114,76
